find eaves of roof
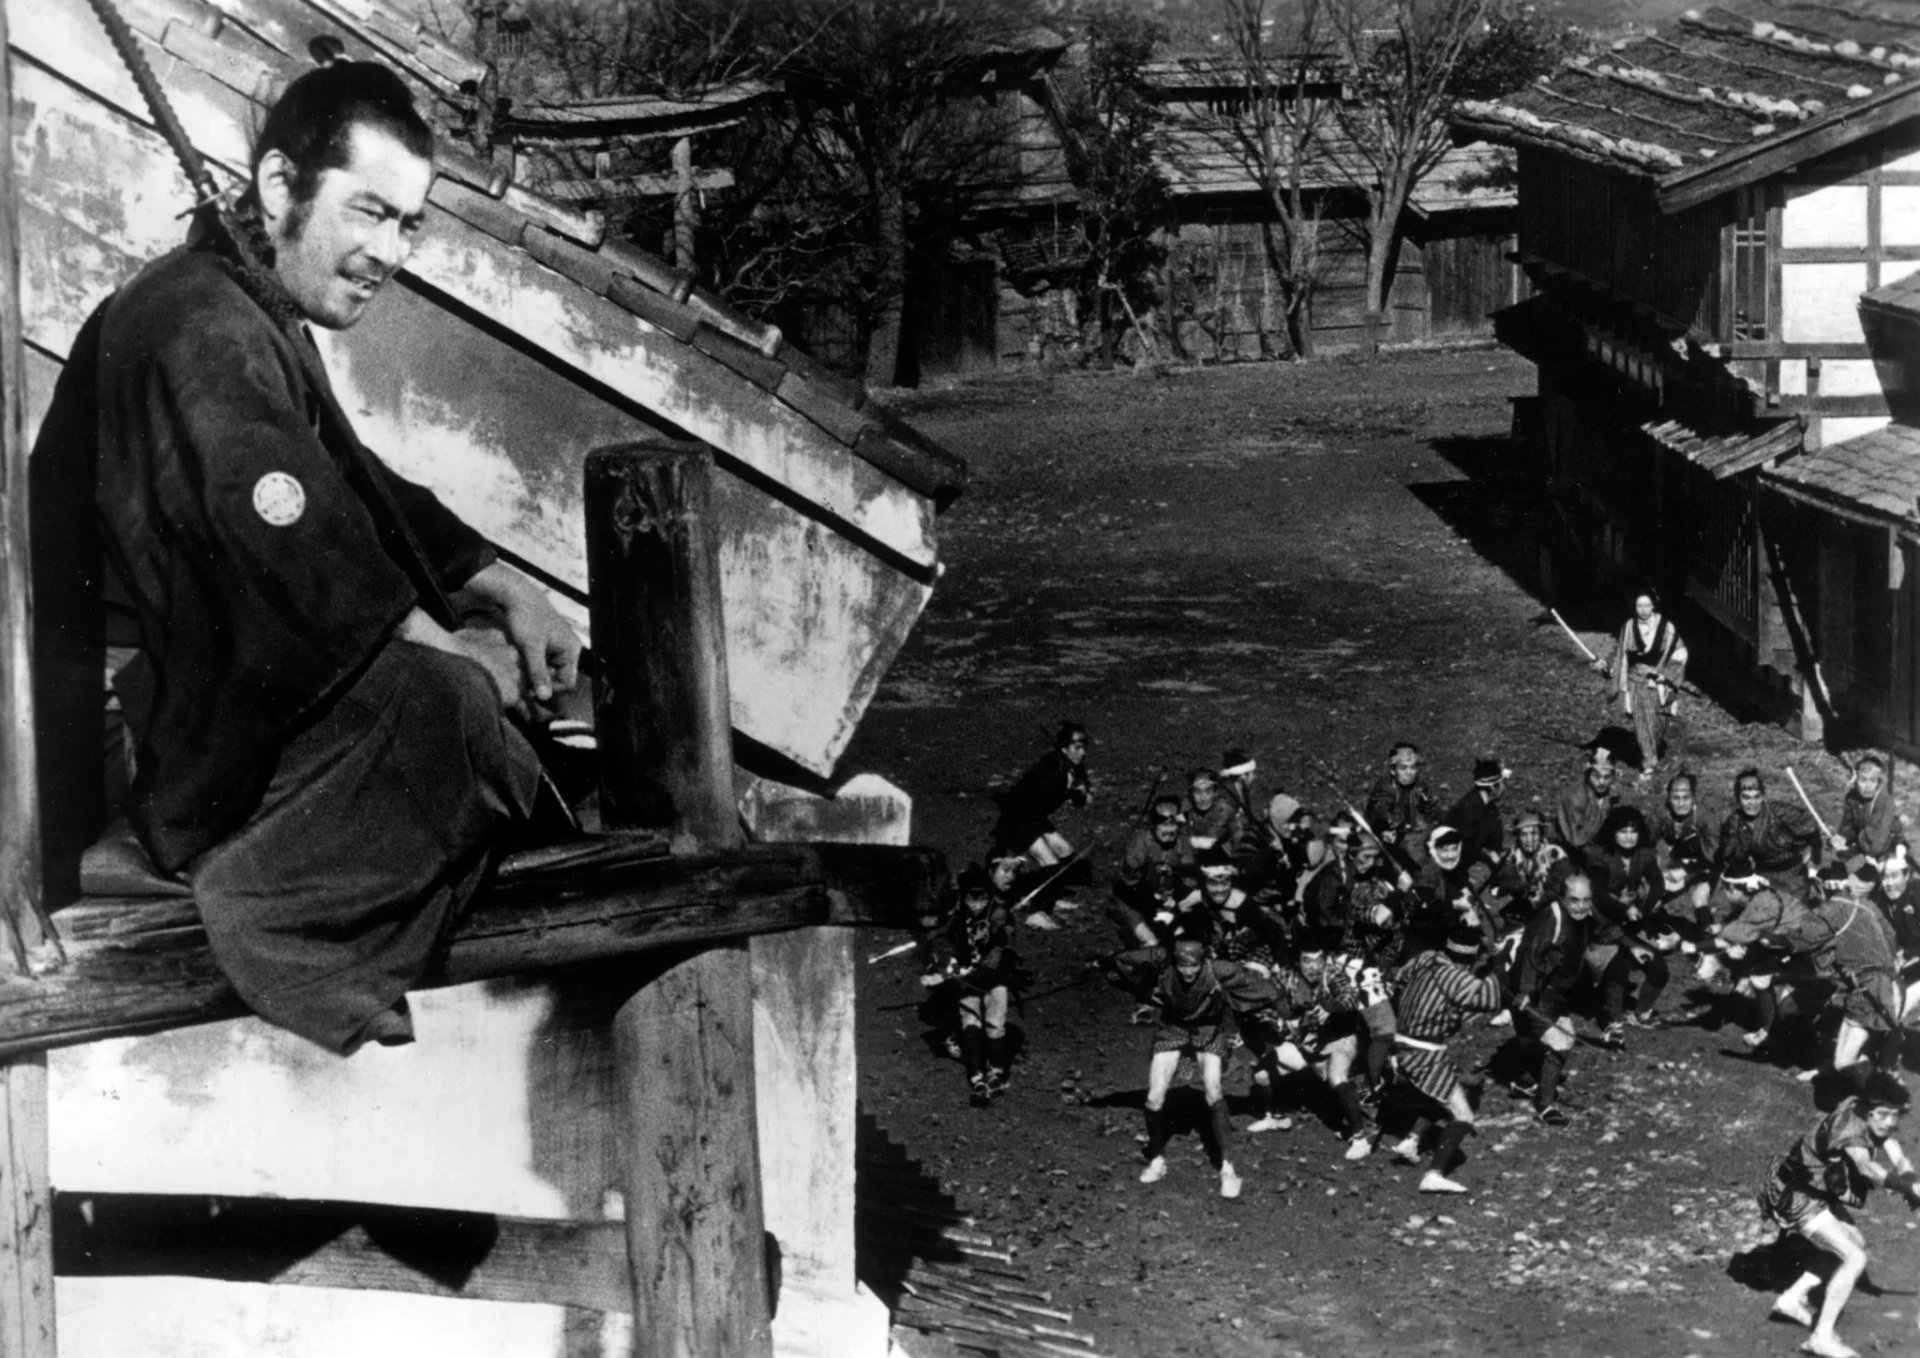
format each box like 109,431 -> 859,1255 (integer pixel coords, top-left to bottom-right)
1643,415 -> 1805,478
1451,3 -> 1920,215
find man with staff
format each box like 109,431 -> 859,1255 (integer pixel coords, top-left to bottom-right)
1552,590 -> 1690,778
1549,594 -> 1688,779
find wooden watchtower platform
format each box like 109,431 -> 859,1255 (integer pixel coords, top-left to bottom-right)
0,0 -> 977,1352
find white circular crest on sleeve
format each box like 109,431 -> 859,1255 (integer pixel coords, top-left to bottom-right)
252,471 -> 306,526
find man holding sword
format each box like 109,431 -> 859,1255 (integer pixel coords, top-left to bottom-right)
919,866 -> 1019,1107
1589,590 -> 1689,779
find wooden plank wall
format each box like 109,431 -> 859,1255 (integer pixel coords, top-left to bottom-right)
1517,148 -> 1724,334
1160,213 -> 1513,359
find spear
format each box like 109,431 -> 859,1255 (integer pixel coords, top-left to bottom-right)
867,939 -> 921,966
1010,838 -> 1102,913
1784,766 -> 1835,841
1311,760 -> 1417,880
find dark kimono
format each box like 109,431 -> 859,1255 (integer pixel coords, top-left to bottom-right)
42,246 -> 540,1052
991,748 -> 1089,852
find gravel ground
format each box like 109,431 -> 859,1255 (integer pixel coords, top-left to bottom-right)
842,350 -> 1920,1358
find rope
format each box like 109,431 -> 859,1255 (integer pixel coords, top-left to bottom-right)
81,0 -> 264,274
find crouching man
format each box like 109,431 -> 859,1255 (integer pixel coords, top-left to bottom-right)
1759,1072 -> 1920,1358
1100,939 -> 1279,1199
40,61 -> 582,1053
921,866 -> 1018,1107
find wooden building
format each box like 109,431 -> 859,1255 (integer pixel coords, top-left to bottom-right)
777,26 -> 1081,382
1147,53 -> 1524,358
1456,2 -> 1920,749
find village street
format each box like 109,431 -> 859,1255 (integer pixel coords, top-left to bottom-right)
845,350 -> 1920,1358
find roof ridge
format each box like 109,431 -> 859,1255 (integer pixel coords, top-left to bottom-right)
1683,5 -> 1920,75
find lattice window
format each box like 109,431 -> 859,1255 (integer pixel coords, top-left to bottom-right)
1686,466 -> 1759,644
1731,184 -> 1771,341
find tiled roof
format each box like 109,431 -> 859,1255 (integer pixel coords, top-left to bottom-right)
1453,4 -> 1920,209
20,0 -> 968,778
25,0 -> 965,507
1764,421 -> 1920,521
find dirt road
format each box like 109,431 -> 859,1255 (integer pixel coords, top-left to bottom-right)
846,351 -> 1920,1358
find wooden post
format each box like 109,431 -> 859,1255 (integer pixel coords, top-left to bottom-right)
673,136 -> 697,275
585,441 -> 771,1358
0,0 -> 46,977
0,17 -> 56,1358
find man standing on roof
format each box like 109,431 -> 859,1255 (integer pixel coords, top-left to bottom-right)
39,62 -> 581,1055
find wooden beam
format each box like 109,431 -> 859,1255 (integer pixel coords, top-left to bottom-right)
0,0 -> 50,982
0,841 -> 941,1060
1723,341 -> 1874,359
673,136 -> 697,272
587,442 -> 772,1358
1775,394 -> 1892,416
0,13 -> 55,1354
0,1058 -> 51,1358
53,1190 -> 631,1311
587,442 -> 738,844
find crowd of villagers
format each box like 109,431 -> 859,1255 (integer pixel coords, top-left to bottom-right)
910,594 -> 1920,1358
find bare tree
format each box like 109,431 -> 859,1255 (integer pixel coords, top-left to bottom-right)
511,0 -> 769,101
765,0 -> 1045,387
1215,0 -> 1334,359
1053,7 -> 1170,367
1326,0 -> 1568,356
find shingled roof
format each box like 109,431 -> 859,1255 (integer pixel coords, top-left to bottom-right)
1452,4 -> 1920,212
1155,103 -> 1515,211
1643,415 -> 1805,478
1763,420 -> 1920,522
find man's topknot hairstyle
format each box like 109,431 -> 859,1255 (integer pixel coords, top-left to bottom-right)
249,61 -> 433,209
